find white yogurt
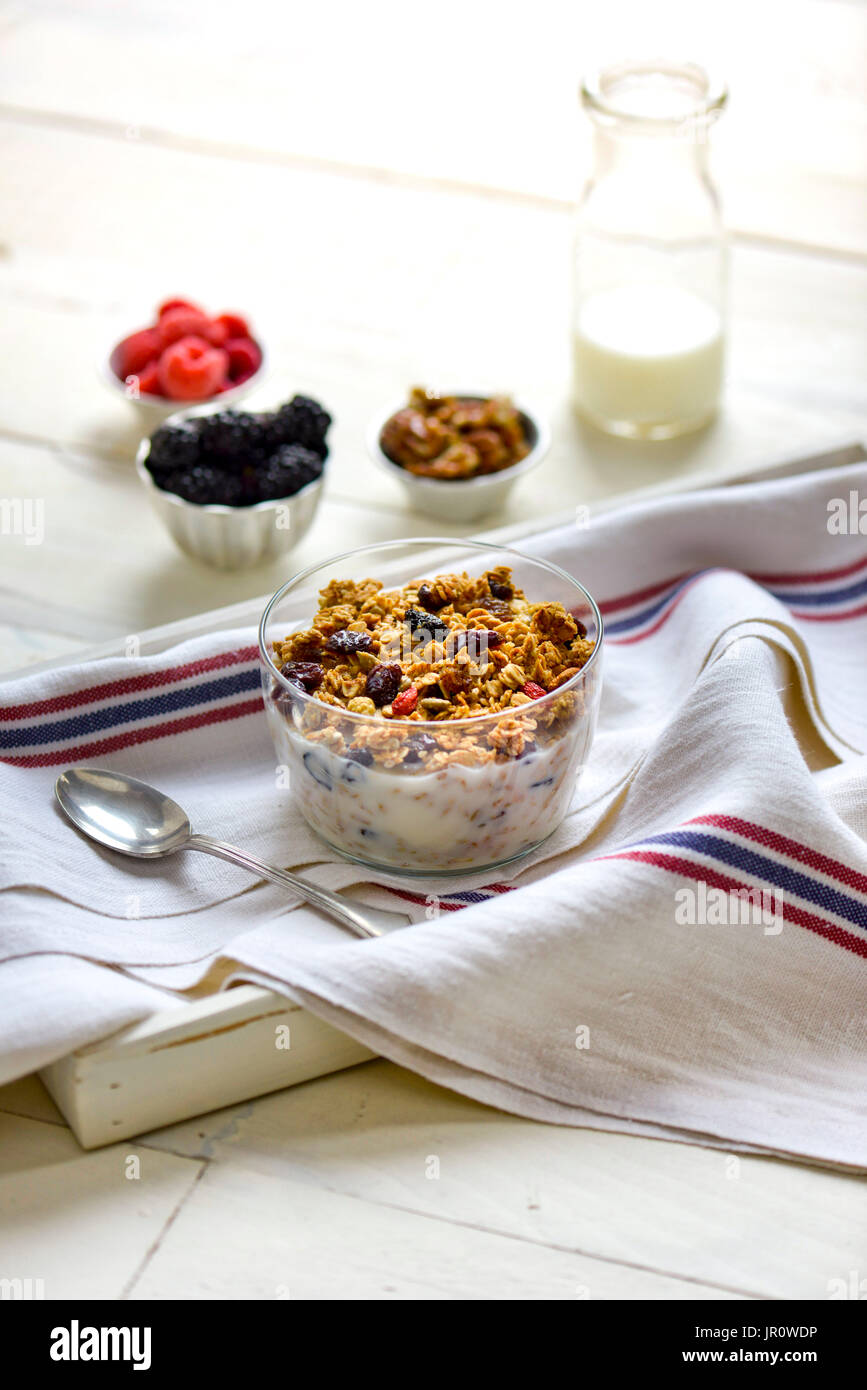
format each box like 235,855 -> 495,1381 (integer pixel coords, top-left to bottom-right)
573,284 -> 723,436
272,720 -> 591,873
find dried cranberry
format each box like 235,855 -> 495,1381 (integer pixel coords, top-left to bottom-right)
488,579 -> 514,600
280,661 -> 324,693
403,732 -> 437,764
392,685 -> 419,717
326,628 -> 374,656
346,746 -> 374,766
417,583 -> 447,613
365,663 -> 402,707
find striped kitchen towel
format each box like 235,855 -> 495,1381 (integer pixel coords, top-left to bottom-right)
1,459 -> 865,1165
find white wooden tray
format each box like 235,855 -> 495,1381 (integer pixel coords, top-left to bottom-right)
36,441 -> 866,1147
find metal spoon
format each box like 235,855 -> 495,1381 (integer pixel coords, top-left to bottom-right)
55,767 -> 410,940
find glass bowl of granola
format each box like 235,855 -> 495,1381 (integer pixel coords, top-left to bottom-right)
259,539 -> 602,877
368,389 -> 550,523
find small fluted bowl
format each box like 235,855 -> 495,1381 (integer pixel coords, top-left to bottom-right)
101,342 -> 267,426
136,403 -> 325,571
368,393 -> 550,523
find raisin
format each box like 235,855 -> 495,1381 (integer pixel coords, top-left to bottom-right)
404,607 -> 450,640
479,597 -> 513,620
459,629 -> 501,661
365,663 -> 402,707
573,620 -> 588,640
403,732 -> 438,764
417,583 -> 447,612
522,680 -> 547,700
325,629 -> 374,656
488,579 -> 514,600
280,661 -> 324,693
346,746 -> 374,766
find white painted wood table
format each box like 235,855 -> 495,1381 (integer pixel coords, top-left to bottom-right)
1,0 -> 865,1301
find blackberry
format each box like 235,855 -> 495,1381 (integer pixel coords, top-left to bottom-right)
326,629 -> 374,656
268,395 -> 332,456
146,420 -> 202,480
162,465 -> 244,506
254,445 -> 324,502
404,607 -> 450,641
199,410 -> 270,472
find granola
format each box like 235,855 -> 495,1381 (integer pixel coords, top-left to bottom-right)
273,565 -> 594,725
380,389 -> 530,480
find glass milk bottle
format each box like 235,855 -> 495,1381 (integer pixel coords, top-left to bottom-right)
572,60 -> 728,439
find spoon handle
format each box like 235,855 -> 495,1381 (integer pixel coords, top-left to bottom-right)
185,833 -> 382,939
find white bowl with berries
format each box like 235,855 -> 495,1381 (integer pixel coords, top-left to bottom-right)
136,395 -> 332,570
102,297 -> 267,422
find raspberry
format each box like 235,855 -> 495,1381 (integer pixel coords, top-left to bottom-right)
326,629 -> 374,656
162,465 -> 244,506
158,298 -> 203,318
147,420 -> 202,479
115,328 -> 160,379
214,312 -> 250,339
522,680 -> 547,700
225,337 -> 262,381
136,360 -> 161,396
391,685 -> 418,717
158,306 -> 214,347
157,336 -> 228,401
280,661 -> 324,693
365,663 -> 401,707
203,319 -> 230,347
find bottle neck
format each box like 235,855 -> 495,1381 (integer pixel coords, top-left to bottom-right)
592,125 -> 709,182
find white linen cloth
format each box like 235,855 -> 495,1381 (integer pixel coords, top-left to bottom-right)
1,461 -> 866,1166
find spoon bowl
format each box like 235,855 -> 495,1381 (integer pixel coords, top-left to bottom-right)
56,768 -> 192,857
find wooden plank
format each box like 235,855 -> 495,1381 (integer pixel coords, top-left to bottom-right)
139,1059 -> 867,1300
0,0 -> 864,256
127,1153 -> 744,1299
0,1112 -> 204,1298
40,986 -> 374,1149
